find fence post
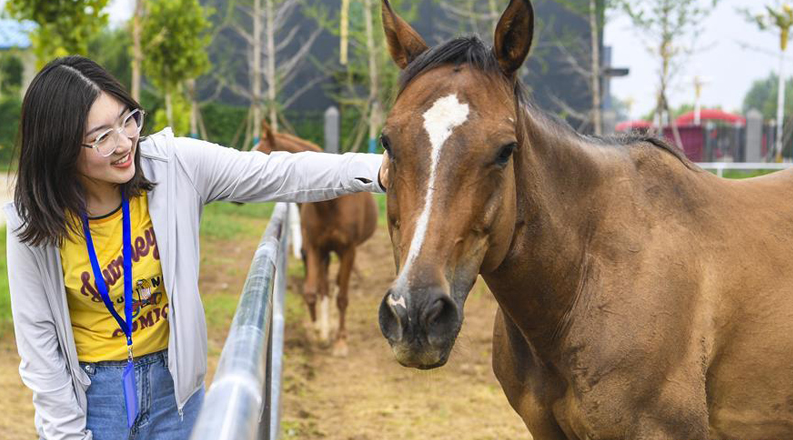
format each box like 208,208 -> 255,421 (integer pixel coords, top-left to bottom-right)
324,106 -> 340,154
746,109 -> 763,163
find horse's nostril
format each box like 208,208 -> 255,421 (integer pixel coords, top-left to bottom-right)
422,295 -> 458,332
379,290 -> 408,343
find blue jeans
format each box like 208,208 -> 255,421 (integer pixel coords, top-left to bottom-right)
79,350 -> 204,440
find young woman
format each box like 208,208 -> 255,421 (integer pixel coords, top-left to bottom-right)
5,56 -> 387,440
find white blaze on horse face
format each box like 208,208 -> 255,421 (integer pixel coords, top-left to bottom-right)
399,94 -> 470,285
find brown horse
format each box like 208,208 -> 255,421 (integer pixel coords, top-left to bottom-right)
257,121 -> 378,356
376,0 -> 793,438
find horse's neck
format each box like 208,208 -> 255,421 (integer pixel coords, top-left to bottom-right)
485,108 -> 613,355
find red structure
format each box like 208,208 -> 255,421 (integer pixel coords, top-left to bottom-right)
616,109 -> 748,162
675,109 -> 746,127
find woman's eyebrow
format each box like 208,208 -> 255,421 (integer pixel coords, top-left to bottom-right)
85,107 -> 128,137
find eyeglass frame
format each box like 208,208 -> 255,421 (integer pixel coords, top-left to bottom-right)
81,109 -> 146,158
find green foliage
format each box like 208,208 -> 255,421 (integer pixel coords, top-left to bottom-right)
87,26 -> 133,90
303,0 -> 416,152
550,0 -> 609,30
5,0 -> 109,64
153,90 -> 191,136
742,73 -> 793,121
200,103 -> 249,149
0,96 -> 22,166
0,53 -> 23,97
142,0 -> 212,94
0,227 -> 10,337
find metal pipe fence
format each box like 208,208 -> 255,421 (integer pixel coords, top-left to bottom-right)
190,202 -> 290,440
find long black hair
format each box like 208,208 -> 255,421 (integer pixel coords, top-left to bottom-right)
13,56 -> 154,247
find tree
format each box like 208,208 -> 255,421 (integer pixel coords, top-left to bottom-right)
210,0 -> 322,149
5,0 -> 109,64
305,0 -> 416,152
551,0 -> 609,135
743,74 -> 793,119
131,0 -> 145,103
141,0 -> 212,131
619,0 -> 720,147
747,3 -> 793,161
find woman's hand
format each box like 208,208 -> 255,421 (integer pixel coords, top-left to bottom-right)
378,151 -> 389,191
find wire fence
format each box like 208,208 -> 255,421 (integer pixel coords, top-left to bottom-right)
190,202 -> 289,440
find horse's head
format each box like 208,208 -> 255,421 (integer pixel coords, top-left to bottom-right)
378,0 -> 534,369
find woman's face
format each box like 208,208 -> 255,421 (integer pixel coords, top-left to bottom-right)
76,92 -> 138,192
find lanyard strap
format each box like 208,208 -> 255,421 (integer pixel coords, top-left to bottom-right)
82,192 -> 134,353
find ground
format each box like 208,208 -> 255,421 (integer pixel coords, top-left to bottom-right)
0,201 -> 528,439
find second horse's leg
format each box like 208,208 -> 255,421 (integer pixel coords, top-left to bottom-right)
332,247 -> 356,357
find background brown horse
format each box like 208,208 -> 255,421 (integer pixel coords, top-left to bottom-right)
257,121 -> 378,356
376,0 -> 793,438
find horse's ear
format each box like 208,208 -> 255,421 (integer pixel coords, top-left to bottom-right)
381,0 -> 428,69
493,0 -> 534,77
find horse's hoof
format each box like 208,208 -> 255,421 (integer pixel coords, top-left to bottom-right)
332,340 -> 349,357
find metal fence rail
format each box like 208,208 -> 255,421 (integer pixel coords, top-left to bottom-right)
191,203 -> 290,440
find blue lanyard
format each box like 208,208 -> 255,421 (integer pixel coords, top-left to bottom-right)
81,192 -> 134,360
81,191 -> 139,427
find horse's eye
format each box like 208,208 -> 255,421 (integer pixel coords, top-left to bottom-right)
380,135 -> 392,154
495,143 -> 517,166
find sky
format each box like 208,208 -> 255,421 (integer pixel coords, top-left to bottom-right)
6,0 -> 786,121
604,0 -> 784,119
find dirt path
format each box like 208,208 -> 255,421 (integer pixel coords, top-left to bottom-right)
0,221 -> 529,439
278,227 -> 528,439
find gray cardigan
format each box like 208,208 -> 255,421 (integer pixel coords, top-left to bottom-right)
4,128 -> 384,440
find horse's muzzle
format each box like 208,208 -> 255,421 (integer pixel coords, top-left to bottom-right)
378,286 -> 461,368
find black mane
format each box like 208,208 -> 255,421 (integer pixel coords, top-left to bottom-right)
398,35 -> 690,167
398,36 -> 528,106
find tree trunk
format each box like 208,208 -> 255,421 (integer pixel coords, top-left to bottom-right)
776,46 -> 785,162
187,79 -> 198,138
589,0 -> 602,136
252,0 -> 262,143
132,0 -> 144,102
165,90 -> 174,128
340,0 -> 351,65
266,0 -> 278,132
364,0 -> 380,153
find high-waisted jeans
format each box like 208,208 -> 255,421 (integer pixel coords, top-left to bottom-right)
79,350 -> 204,440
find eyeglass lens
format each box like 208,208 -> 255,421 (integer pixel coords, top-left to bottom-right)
95,110 -> 144,156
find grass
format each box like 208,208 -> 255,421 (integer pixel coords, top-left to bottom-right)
717,169 -> 779,179
200,201 -> 275,240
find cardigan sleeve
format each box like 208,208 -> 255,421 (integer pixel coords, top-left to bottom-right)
6,226 -> 92,440
170,136 -> 385,205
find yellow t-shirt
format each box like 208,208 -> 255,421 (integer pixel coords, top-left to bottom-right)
61,193 -> 170,362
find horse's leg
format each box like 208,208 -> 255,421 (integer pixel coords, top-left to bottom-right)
492,308 -> 568,440
317,252 -> 331,343
302,246 -> 321,327
332,247 -> 355,357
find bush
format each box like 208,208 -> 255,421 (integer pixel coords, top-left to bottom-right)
200,102 -> 248,149
0,96 -> 22,166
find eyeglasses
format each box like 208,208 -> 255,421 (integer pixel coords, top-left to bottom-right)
82,109 -> 145,157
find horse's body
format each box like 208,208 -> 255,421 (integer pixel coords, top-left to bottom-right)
489,109 -> 793,438
257,122 -> 378,356
376,0 -> 793,437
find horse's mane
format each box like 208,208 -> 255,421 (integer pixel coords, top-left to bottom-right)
399,36 -> 690,167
